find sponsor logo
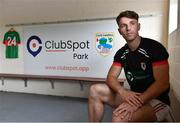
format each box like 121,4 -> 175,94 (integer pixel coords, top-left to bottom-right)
45,40 -> 90,52
27,35 -> 42,57
26,35 -> 90,59
126,71 -> 134,82
95,32 -> 114,56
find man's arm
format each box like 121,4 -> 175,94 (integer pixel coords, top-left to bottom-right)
106,65 -> 123,93
140,63 -> 170,104
106,65 -> 143,107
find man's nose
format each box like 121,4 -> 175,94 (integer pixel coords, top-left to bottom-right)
126,25 -> 131,31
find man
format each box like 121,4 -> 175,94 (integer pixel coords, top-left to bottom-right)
88,10 -> 170,122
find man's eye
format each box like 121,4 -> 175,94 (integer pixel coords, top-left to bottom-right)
120,25 -> 126,28
131,22 -> 136,25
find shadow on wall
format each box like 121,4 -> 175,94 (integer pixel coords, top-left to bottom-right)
170,89 -> 180,121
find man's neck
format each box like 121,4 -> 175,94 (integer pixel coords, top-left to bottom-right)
127,36 -> 141,51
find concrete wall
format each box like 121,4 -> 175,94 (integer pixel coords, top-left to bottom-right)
168,0 -> 180,102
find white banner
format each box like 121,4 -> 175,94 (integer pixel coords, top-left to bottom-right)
23,20 -> 126,78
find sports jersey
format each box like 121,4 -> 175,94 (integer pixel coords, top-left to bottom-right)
113,37 -> 170,105
3,30 -> 21,58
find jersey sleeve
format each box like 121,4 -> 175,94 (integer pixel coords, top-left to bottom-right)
3,32 -> 8,45
113,49 -> 123,67
151,42 -> 169,66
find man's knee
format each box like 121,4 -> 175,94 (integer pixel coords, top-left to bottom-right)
112,113 -> 128,122
89,84 -> 104,98
89,83 -> 116,106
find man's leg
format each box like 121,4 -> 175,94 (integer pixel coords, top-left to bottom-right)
88,83 -> 122,122
112,103 -> 157,122
131,103 -> 157,121
112,99 -> 170,122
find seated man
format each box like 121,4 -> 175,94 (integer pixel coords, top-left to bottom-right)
88,10 -> 170,122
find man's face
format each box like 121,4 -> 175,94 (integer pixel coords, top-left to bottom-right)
118,17 -> 140,42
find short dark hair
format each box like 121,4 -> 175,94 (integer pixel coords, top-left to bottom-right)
116,10 -> 139,25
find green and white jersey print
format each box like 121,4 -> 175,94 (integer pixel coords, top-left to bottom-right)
3,30 -> 21,58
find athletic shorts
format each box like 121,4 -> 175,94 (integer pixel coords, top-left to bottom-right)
149,99 -> 170,121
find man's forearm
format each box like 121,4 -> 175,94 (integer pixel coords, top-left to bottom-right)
106,75 -> 125,94
140,64 -> 170,104
140,80 -> 170,104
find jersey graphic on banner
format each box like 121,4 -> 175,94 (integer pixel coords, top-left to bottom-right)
3,28 -> 21,58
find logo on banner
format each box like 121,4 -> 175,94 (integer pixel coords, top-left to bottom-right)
27,35 -> 42,57
95,32 -> 114,56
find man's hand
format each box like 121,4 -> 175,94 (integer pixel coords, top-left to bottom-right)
112,102 -> 138,121
119,89 -> 143,107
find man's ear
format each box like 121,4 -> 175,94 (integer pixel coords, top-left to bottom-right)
138,23 -> 141,31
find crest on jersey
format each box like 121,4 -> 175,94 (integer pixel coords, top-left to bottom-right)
95,32 -> 114,56
141,62 -> 146,71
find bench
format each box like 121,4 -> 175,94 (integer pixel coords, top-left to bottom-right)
0,73 -> 125,90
